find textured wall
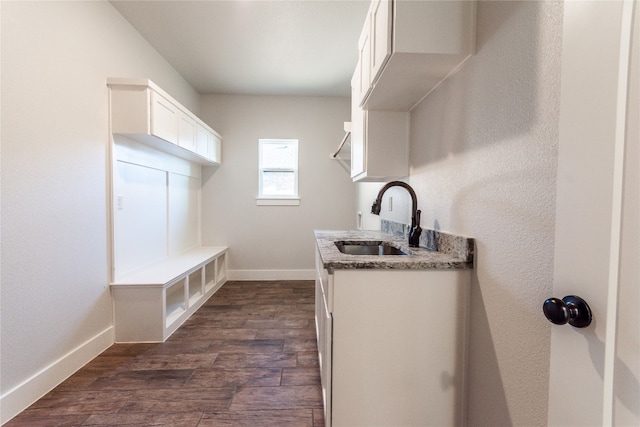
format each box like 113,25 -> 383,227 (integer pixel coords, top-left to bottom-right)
0,0 -> 198,414
357,1 -> 563,424
409,2 -> 562,424
199,95 -> 356,277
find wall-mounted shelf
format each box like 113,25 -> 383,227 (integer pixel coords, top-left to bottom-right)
331,122 -> 352,174
110,246 -> 228,342
108,78 -> 222,166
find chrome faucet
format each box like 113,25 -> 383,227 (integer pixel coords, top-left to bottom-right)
371,181 -> 422,247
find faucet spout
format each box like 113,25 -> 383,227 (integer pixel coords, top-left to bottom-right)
371,181 -> 422,247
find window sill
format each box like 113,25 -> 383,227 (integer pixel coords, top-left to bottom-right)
256,197 -> 300,206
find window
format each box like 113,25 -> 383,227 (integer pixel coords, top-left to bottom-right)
258,139 -> 299,205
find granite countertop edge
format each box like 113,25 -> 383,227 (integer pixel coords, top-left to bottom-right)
314,230 -> 474,272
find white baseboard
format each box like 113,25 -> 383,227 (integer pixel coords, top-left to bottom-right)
227,269 -> 315,281
0,326 -> 114,425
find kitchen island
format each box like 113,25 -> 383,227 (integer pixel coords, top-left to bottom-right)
314,229 -> 474,427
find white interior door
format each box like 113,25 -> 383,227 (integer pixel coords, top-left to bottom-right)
548,1 -> 639,426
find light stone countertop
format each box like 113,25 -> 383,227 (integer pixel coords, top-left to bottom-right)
314,230 -> 474,272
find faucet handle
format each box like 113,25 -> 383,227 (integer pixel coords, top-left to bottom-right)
409,225 -> 422,247
411,209 -> 421,228
371,200 -> 381,215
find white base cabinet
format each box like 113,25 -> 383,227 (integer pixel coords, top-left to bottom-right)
315,249 -> 470,427
111,247 -> 228,342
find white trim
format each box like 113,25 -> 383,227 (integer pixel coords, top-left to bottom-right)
0,326 -> 114,424
256,197 -> 300,206
602,1 -> 635,424
228,269 -> 315,281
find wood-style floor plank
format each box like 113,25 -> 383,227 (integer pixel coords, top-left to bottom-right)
5,280 -> 324,427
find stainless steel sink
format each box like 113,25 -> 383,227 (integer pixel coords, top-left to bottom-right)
334,241 -> 407,256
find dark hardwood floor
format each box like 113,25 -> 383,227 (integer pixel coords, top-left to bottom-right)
6,281 -> 324,426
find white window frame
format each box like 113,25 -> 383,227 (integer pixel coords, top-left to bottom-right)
257,139 -> 300,206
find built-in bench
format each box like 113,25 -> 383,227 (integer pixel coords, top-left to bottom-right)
110,246 -> 228,342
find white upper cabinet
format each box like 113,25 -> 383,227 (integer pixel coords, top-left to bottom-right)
349,0 -> 475,181
177,111 -> 197,152
108,78 -> 221,166
196,123 -> 222,164
150,91 -> 179,143
351,66 -> 409,182
359,0 -> 476,111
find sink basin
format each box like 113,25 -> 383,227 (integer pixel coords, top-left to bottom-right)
335,241 -> 407,256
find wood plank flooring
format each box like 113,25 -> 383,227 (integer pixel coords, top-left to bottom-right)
6,281 -> 324,426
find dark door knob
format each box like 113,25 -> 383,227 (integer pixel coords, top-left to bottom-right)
543,295 -> 592,328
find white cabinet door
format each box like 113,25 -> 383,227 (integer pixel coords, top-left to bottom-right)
196,124 -> 211,158
177,112 -> 197,152
321,288 -> 332,427
150,91 -> 179,144
330,269 -> 469,426
211,134 -> 222,165
315,250 -> 333,427
370,0 -> 392,84
196,124 -> 222,165
357,13 -> 372,106
350,70 -> 366,179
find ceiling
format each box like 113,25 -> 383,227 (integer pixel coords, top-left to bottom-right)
110,0 -> 370,97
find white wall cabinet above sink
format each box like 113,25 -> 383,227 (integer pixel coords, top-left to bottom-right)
350,66 -> 409,182
108,78 -> 221,166
358,0 -> 476,111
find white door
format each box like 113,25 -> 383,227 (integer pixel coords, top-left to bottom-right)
548,1 -> 639,426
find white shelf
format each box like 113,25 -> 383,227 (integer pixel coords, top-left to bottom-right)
188,267 -> 203,306
165,306 -> 186,328
112,246 -> 227,286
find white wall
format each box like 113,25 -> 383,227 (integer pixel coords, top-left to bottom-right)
0,1 -> 198,421
355,182 -> 382,230
199,95 -> 355,279
112,137 -> 202,279
356,1 -> 562,425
